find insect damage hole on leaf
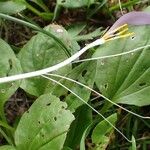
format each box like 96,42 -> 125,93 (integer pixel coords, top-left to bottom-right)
61,105 -> 65,109
104,83 -> 108,89
46,103 -> 51,106
61,0 -> 66,3
42,75 -> 132,142
54,117 -> 57,121
82,70 -> 87,76
8,59 -> 13,70
139,82 -> 146,87
131,35 -> 136,40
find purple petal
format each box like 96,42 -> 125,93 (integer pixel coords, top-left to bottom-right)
109,11 -> 150,31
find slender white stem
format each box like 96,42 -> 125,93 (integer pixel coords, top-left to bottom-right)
73,44 -> 150,63
47,73 -> 150,119
0,38 -> 105,84
42,75 -> 131,143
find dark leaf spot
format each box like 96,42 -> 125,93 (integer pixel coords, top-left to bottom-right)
104,83 -> 108,89
8,59 -> 13,70
82,70 -> 87,76
67,91 -> 71,95
46,103 -> 51,106
41,134 -> 44,137
61,106 -> 65,109
139,82 -> 146,86
131,36 -> 136,40
60,95 -> 66,100
54,117 -> 57,121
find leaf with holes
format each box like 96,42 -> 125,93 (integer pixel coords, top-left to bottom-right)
94,26 -> 150,107
14,94 -> 74,150
0,38 -> 22,116
49,61 -> 97,112
19,24 -> 79,96
65,61 -> 97,111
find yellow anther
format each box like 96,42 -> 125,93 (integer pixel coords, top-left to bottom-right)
102,24 -> 134,42
116,28 -> 128,36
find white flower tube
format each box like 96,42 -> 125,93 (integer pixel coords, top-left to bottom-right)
0,38 -> 105,84
0,23 -> 134,84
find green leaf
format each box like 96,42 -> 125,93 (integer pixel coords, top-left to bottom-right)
30,0 -> 49,12
64,105 -> 92,149
15,94 -> 74,150
19,24 -> 79,96
66,61 -> 97,111
0,38 -> 22,115
50,61 -> 96,112
0,1 -> 26,14
67,23 -> 86,39
130,136 -> 136,150
68,23 -> 103,42
92,113 -> 117,145
57,0 -> 95,8
80,124 -> 91,150
0,145 -> 16,150
39,12 -> 53,20
94,26 -> 150,107
74,27 -> 103,41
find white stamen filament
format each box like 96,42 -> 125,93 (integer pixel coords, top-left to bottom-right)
46,73 -> 150,119
73,44 -> 150,63
42,75 -> 131,142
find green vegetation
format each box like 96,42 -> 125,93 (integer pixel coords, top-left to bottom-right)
0,0 -> 150,149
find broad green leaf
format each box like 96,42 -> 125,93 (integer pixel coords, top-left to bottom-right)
0,38 -> 21,115
0,146 -> 16,150
74,27 -> 103,41
49,61 -> 97,112
19,24 -> 79,96
67,23 -> 86,38
64,105 -> 92,149
57,0 -> 95,8
66,61 -> 97,111
0,1 -> 26,14
67,23 -> 103,42
15,94 -> 74,150
47,62 -> 88,97
94,26 -> 150,107
92,113 -> 117,148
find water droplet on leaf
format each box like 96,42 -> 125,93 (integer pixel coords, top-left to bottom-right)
56,28 -> 63,33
